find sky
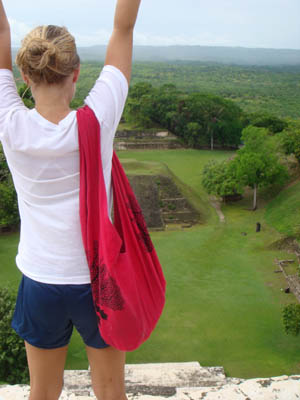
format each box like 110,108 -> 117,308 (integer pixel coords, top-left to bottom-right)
4,0 -> 300,50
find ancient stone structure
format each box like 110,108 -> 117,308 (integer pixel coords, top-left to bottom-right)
128,175 -> 164,229
127,175 -> 199,230
1,362 -> 299,399
114,130 -> 184,151
157,175 -> 199,226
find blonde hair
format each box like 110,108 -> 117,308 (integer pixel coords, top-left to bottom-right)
16,25 -> 80,85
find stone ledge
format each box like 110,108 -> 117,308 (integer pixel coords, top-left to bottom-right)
0,362 -> 299,400
176,376 -> 300,400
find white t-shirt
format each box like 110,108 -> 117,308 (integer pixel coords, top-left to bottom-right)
0,65 -> 128,284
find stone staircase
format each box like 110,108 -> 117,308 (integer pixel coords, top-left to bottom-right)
114,130 -> 184,151
157,176 -> 199,226
0,362 -> 299,399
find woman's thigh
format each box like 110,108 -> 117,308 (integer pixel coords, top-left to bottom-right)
86,345 -> 127,400
25,341 -> 68,399
12,275 -> 73,349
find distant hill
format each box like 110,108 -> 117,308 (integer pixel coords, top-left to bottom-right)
79,45 -> 300,66
12,45 -> 300,66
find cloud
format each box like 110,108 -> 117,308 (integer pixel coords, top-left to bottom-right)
75,30 -> 111,47
8,19 -> 111,48
7,6 -> 300,51
133,32 -> 235,47
8,18 -> 32,46
60,28 -> 236,48
5,0 -> 300,50
73,30 -> 237,48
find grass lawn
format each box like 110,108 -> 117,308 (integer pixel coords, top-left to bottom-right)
1,149 -> 300,379
265,180 -> 300,238
0,232 -> 22,291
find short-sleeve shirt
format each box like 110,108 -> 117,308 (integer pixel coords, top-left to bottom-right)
0,65 -> 128,284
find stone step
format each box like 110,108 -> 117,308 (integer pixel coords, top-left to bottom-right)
63,362 -> 228,397
161,197 -> 186,201
176,375 -> 300,400
114,141 -> 183,151
124,362 -> 227,388
162,210 -> 196,215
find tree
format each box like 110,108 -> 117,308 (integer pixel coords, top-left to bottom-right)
70,98 -> 84,109
205,106 -> 224,151
128,81 -> 153,100
174,93 -> 243,149
148,84 -> 181,129
123,82 -> 243,150
124,82 -> 181,129
186,122 -> 201,147
0,179 -> 19,229
244,112 -> 288,134
202,159 -> 244,201
283,304 -> 300,336
0,144 -> 19,230
232,126 -> 289,210
0,287 -> 29,384
124,82 -> 155,127
0,83 -> 31,230
18,84 -> 34,109
278,120 -> 300,164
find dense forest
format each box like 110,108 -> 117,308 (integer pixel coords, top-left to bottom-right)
130,62 -> 300,119
13,61 -> 300,119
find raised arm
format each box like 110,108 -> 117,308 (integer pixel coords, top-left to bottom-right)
105,0 -> 141,85
0,0 -> 12,70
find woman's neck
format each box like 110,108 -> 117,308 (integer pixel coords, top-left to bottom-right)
35,101 -> 72,125
31,76 -> 75,125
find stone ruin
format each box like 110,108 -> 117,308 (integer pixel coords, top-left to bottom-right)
1,362 -> 299,399
128,175 -> 199,230
114,130 -> 184,151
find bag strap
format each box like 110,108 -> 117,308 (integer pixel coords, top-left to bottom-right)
77,105 -> 154,264
77,105 -> 121,268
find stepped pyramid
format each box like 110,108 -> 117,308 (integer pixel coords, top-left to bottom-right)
0,362 -> 299,399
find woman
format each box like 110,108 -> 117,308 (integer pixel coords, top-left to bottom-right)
0,0 -> 141,399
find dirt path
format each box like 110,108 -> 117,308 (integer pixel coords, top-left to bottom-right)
210,196 -> 225,223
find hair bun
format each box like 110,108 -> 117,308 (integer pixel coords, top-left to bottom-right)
24,37 -> 58,71
16,25 -> 80,85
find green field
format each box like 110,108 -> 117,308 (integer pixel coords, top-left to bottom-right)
1,149 -> 300,379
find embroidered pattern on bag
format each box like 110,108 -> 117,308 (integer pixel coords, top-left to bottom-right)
127,193 -> 154,253
88,241 -> 125,323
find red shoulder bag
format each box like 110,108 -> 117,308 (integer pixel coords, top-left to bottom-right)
77,105 -> 166,351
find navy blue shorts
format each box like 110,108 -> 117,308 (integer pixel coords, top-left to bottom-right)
12,275 -> 108,350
